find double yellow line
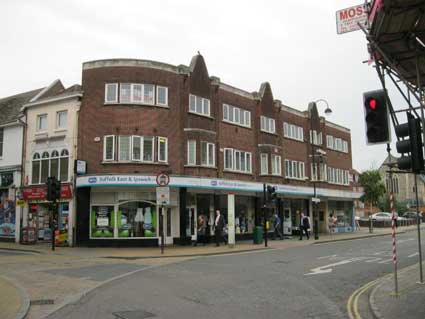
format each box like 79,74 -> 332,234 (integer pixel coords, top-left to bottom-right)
347,278 -> 380,319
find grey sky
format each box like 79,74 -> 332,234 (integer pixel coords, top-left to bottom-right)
0,0 -> 401,172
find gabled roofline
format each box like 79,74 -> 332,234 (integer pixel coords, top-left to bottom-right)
29,79 -> 61,103
21,92 -> 82,111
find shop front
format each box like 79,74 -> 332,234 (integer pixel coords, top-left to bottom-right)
328,200 -> 354,233
21,184 -> 73,245
0,171 -> 17,242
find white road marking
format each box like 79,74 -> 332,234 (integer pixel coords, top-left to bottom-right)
364,258 -> 382,263
317,255 -> 337,260
305,259 -> 354,276
378,258 -> 393,264
408,252 -> 419,258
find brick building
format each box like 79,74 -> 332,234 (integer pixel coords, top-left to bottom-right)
75,54 -> 361,246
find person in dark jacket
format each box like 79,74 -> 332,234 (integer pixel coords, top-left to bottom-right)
214,209 -> 225,246
272,213 -> 283,240
299,213 -> 310,240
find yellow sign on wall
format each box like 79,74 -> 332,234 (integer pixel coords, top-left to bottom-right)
16,200 -> 25,206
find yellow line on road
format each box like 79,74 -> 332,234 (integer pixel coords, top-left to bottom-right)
347,279 -> 380,319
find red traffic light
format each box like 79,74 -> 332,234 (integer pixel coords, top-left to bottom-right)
368,98 -> 377,110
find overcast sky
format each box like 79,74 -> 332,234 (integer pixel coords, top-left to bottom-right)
1,0 -> 404,172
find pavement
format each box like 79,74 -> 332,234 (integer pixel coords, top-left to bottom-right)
369,261 -> 425,319
0,224 -> 422,319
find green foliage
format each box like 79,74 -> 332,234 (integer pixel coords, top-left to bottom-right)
378,194 -> 408,214
359,170 -> 386,210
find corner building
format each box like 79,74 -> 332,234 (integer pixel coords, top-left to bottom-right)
76,55 -> 361,246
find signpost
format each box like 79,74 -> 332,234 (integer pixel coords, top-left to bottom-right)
336,4 -> 367,34
156,173 -> 170,254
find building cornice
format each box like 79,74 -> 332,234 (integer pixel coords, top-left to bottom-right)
21,93 -> 82,111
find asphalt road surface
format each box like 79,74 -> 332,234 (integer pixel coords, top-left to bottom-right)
48,231 -> 424,319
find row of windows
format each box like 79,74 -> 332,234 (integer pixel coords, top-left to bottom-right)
103,135 -> 167,163
327,135 -> 349,153
311,163 -> 328,182
36,111 -> 68,132
327,167 -> 350,185
386,177 -> 399,194
285,160 -> 306,180
310,130 -> 323,146
283,122 -> 303,142
32,149 -> 69,184
224,148 -> 252,173
105,83 -> 168,106
223,104 -> 251,127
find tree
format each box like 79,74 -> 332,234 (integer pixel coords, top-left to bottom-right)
359,170 -> 386,215
378,194 -> 408,214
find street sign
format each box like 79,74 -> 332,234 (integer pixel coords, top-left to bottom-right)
156,173 -> 170,187
336,4 -> 367,34
156,186 -> 170,205
16,199 -> 25,206
312,197 -> 321,203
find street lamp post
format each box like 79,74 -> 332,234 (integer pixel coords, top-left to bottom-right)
309,99 -> 332,240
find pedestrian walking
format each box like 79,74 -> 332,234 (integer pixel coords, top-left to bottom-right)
299,213 -> 310,240
328,214 -> 337,238
272,213 -> 283,240
214,209 -> 225,246
195,214 -> 206,246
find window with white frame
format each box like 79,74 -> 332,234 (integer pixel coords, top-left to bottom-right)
223,104 -> 251,127
105,83 -> 118,103
326,135 -> 334,148
103,135 -> 115,161
56,111 -> 67,129
105,83 -> 168,106
201,141 -> 215,167
119,136 -> 131,161
131,136 -> 142,161
187,140 -> 196,165
260,116 -> 276,134
31,149 -> 69,184
283,122 -> 304,142
309,130 -> 322,145
157,86 -> 168,106
143,137 -> 154,162
224,148 -> 252,173
343,140 -> 348,153
271,155 -> 281,176
285,160 -> 305,180
327,135 -> 348,153
189,94 -> 210,116
157,137 -> 168,162
37,114 -> 47,132
327,167 -> 350,185
260,153 -> 268,175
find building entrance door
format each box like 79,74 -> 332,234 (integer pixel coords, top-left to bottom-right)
283,207 -> 292,235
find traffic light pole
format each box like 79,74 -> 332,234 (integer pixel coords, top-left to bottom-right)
414,174 -> 424,283
263,183 -> 268,248
51,200 -> 56,251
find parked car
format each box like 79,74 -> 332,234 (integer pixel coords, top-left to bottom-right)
371,212 -> 393,221
402,212 -> 423,220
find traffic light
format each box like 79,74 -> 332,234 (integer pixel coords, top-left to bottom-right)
266,185 -> 277,202
363,89 -> 391,144
46,177 -> 61,202
395,113 -> 424,173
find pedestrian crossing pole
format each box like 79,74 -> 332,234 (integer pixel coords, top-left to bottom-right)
390,191 -> 399,296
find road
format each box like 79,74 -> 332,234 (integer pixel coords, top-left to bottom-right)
48,232 -> 424,319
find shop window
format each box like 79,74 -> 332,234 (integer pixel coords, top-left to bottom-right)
91,206 -> 115,238
103,135 -> 115,161
187,140 -> 196,165
32,153 -> 41,184
117,202 -> 157,238
60,149 -> 69,182
157,137 -> 168,162
41,152 -> 49,184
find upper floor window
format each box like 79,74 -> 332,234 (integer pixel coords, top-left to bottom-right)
260,153 -> 268,175
105,83 -> 118,103
260,116 -> 276,134
31,149 -> 69,184
37,114 -> 47,132
104,83 -> 168,106
311,163 -> 327,181
327,167 -> 349,185
56,111 -> 67,129
189,94 -> 210,116
0,128 -> 3,158
201,141 -> 215,167
285,159 -> 305,180
327,135 -> 349,153
283,122 -> 303,142
103,135 -> 166,164
309,130 -> 322,145
224,148 -> 252,173
223,104 -> 251,128
271,155 -> 282,176
187,140 -> 196,165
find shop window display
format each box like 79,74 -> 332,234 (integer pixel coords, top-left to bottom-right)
0,191 -> 15,239
117,201 -> 157,238
91,206 -> 115,238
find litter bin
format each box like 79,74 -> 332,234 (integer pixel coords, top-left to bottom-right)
253,226 -> 263,244
22,227 -> 36,244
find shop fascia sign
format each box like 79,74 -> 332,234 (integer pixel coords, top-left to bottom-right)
22,184 -> 73,200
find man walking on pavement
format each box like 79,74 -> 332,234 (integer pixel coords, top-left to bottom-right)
299,213 -> 310,240
214,209 -> 225,246
272,212 -> 283,240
